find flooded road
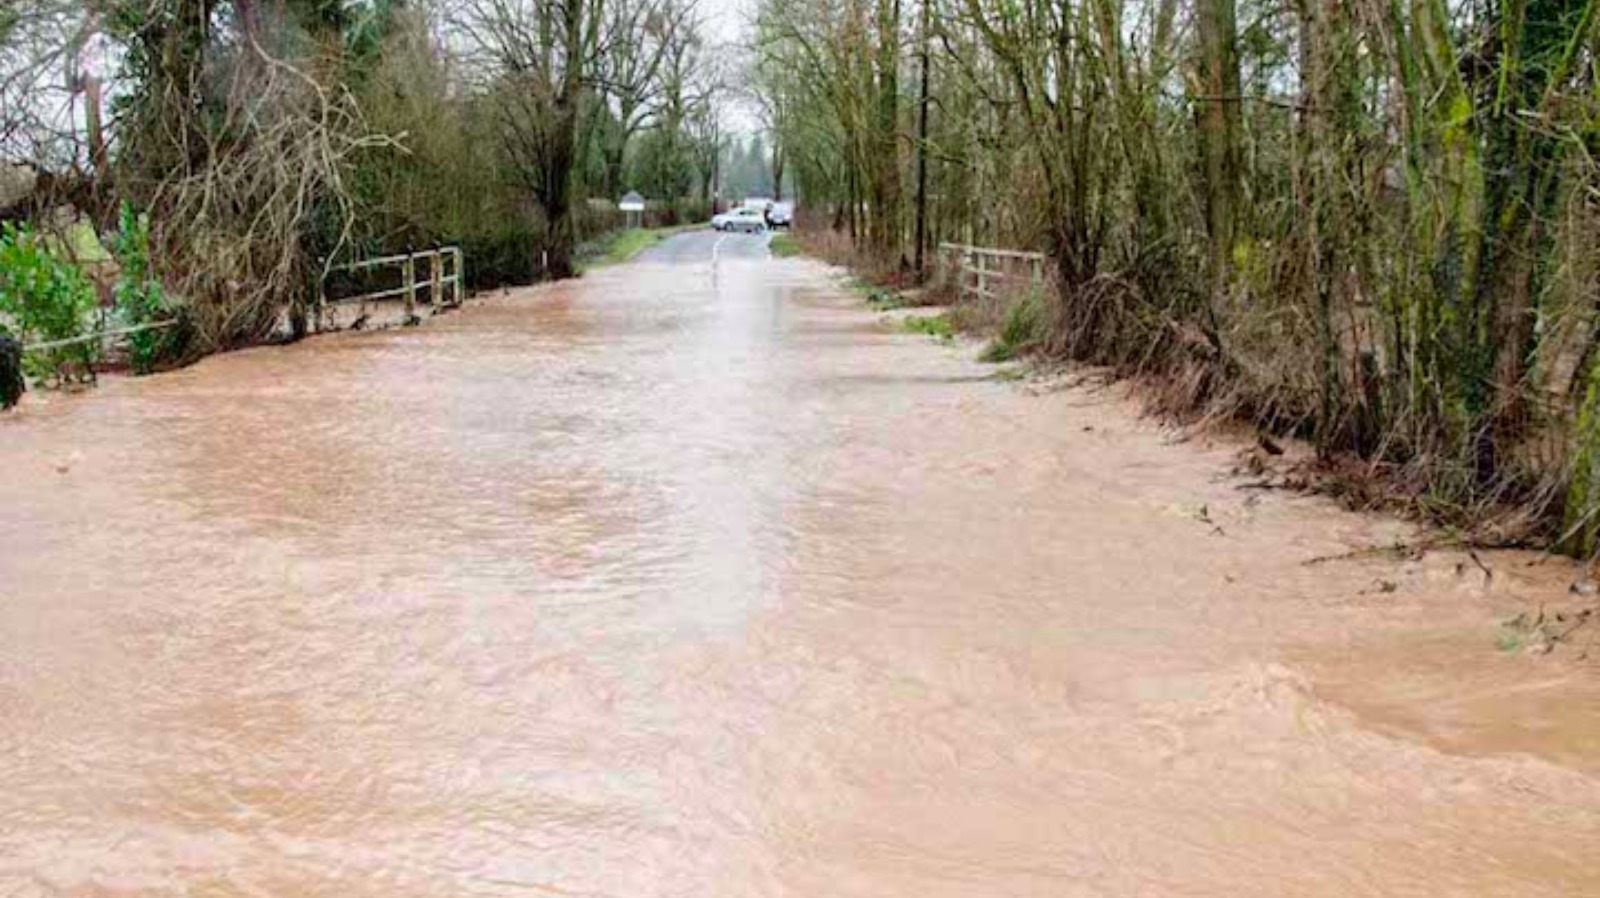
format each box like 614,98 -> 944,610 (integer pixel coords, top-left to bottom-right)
3,232 -> 1599,896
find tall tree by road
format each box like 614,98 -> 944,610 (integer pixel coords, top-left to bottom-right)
457,0 -> 596,279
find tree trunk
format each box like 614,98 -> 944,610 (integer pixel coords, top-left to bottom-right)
871,0 -> 902,262
82,75 -> 110,184
1297,0 -> 1367,453
541,0 -> 587,280
604,127 -> 627,200
772,143 -> 786,202
1479,0 -> 1589,445
913,0 -> 931,276
848,158 -> 860,243
1195,0 -> 1243,323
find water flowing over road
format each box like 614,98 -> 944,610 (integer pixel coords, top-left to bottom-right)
3,230 -> 1599,896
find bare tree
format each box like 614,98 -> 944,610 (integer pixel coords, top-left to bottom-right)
0,0 -> 108,208
454,0 -> 596,278
590,0 -> 685,198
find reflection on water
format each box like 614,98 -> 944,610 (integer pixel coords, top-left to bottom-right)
3,254 -> 1599,896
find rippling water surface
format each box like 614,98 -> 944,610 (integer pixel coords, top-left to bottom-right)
3,243 -> 1599,896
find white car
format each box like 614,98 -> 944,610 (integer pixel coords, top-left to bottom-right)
713,207 -> 767,233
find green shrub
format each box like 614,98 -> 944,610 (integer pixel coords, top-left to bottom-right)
112,203 -> 178,374
904,313 -> 955,341
458,226 -> 540,289
0,223 -> 100,382
980,290 -> 1044,363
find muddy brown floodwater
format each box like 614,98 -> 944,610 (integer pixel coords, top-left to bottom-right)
3,240 -> 1600,897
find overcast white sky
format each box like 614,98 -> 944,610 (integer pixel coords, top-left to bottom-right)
702,0 -> 755,46
700,0 -> 760,134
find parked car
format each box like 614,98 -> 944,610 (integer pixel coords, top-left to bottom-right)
767,202 -> 794,228
714,207 -> 768,233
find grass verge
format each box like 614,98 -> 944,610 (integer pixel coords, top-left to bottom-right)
769,232 -> 803,258
578,224 -> 704,271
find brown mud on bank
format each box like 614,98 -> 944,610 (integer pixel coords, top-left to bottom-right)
2,251 -> 1598,896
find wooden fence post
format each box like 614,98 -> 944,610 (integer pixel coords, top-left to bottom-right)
430,249 -> 443,308
935,243 -> 1050,304
453,248 -> 464,306
403,253 -> 417,321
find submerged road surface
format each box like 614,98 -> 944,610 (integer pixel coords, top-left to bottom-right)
635,227 -> 771,263
3,232 -> 1599,896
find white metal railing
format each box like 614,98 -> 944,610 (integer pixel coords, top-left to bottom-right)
7,311 -> 177,387
19,318 -> 177,354
940,242 -> 1048,302
319,246 -> 464,323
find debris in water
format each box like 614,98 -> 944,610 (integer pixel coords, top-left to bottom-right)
1467,550 -> 1494,583
1501,603 -> 1596,656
